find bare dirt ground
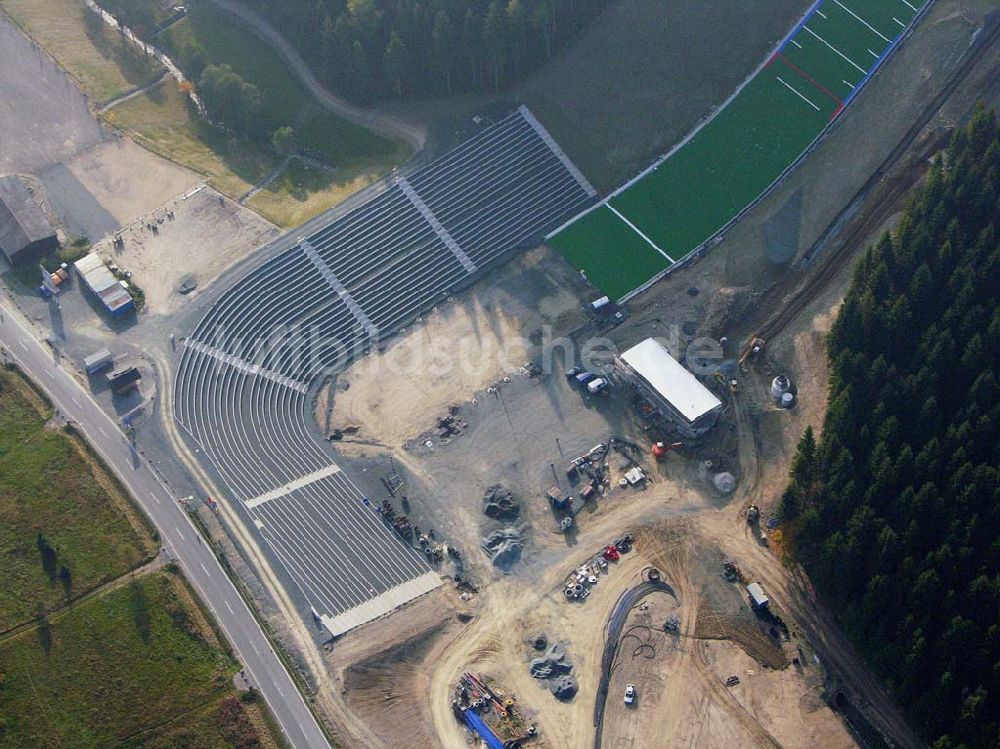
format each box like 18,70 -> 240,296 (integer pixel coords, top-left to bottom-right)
39,135 -> 200,244
318,246 -> 586,448
90,186 -> 278,315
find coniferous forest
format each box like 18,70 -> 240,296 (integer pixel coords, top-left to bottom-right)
235,0 -> 611,102
781,107 -> 1000,749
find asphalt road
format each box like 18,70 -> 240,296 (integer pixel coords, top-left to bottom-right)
0,300 -> 330,749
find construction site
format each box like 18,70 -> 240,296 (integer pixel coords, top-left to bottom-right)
4,0 -> 1000,748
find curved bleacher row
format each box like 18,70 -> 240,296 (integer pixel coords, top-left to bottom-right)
174,107 -> 596,636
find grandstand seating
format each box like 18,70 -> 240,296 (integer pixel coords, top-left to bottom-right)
174,107 -> 595,635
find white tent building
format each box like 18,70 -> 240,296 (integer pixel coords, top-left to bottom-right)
617,338 -> 723,439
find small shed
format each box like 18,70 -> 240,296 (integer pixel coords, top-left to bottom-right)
0,175 -> 57,265
108,366 -> 141,395
74,253 -> 135,317
747,582 -> 769,611
83,348 -> 113,375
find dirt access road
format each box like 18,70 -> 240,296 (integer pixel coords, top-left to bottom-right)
205,0 -> 426,153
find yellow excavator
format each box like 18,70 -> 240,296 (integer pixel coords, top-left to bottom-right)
738,336 -> 766,369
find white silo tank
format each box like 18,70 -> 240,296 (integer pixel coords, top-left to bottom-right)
771,375 -> 791,404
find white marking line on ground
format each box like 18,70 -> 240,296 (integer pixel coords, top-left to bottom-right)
225,600 -> 234,614
605,204 -> 676,264
200,562 -> 211,576
245,463 -> 343,509
299,238 -> 379,339
833,0 -> 891,42
869,48 -> 881,59
398,178 -> 477,272
803,25 -> 867,74
791,39 -> 803,49
251,642 -> 260,654
893,16 -> 906,28
152,493 -> 161,505
184,339 -> 309,394
900,0 -> 917,11
71,396 -> 81,408
98,426 -> 108,437
816,9 -> 827,18
175,526 -> 186,541
776,76 -> 821,111
518,105 -> 598,197
843,79 -> 856,89
17,340 -> 26,350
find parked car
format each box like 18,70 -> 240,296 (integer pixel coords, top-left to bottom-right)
587,377 -> 609,394
624,683 -> 637,705
574,371 -> 596,386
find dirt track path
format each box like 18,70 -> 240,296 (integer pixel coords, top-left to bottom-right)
205,0 -> 426,153
0,556 -> 165,644
700,373 -> 924,749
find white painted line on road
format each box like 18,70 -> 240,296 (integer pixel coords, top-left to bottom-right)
200,562 -> 211,577
816,9 -> 827,18
225,599 -> 234,614
18,340 -> 27,351
900,0 -> 917,11
275,682 -> 285,697
151,493 -> 161,505
251,642 -> 260,654
71,396 -> 81,408
175,526 -> 186,541
98,426 -> 108,438
893,16 -> 906,28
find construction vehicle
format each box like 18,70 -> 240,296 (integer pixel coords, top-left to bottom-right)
713,371 -> 738,394
738,336 -> 766,368
723,559 -> 745,582
652,441 -> 683,460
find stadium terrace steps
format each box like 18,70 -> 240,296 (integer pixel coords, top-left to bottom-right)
174,106 -> 594,636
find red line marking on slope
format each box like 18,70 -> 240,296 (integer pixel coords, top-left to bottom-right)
775,52 -> 845,110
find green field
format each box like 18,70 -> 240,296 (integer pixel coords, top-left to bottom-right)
161,3 -> 408,167
0,572 -> 273,748
550,0 -> 928,300
0,368 -> 156,632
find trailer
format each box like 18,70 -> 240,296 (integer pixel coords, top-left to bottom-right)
83,348 -> 113,375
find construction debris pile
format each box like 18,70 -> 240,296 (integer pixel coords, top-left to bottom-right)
452,672 -> 539,748
548,438 -> 648,532
436,406 -> 468,439
483,485 -> 520,520
528,639 -> 578,701
376,499 -> 462,569
563,535 -> 633,602
481,526 -> 525,569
